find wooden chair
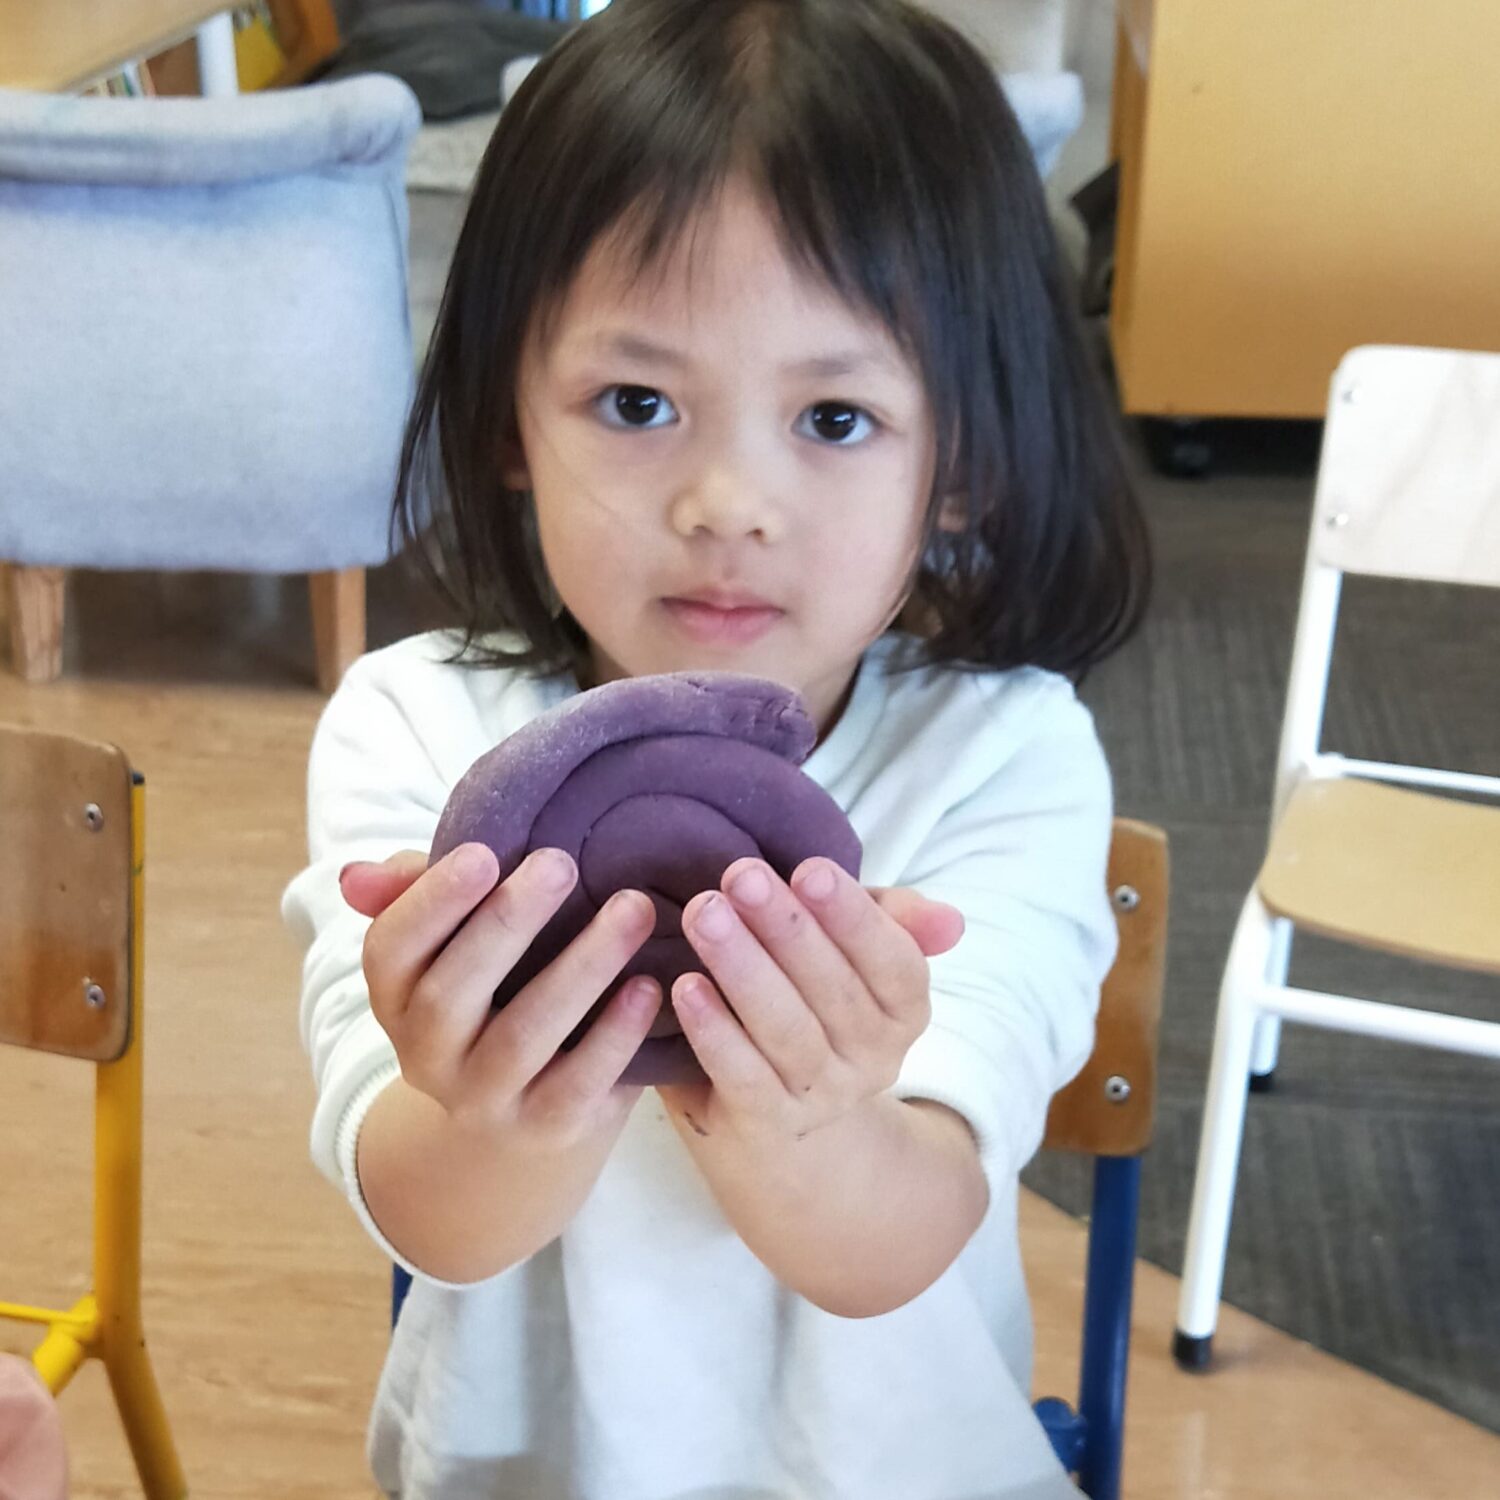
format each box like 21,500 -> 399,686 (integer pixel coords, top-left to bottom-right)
4,564 -> 365,695
389,819 -> 1169,1500
265,0 -> 342,87
1032,817 -> 1169,1500
1174,344 -> 1500,1371
0,724 -> 185,1498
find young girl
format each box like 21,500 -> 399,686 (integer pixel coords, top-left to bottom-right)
282,1 -> 1149,1495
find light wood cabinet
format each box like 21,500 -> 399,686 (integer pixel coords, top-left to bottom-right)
1108,0 -> 1500,420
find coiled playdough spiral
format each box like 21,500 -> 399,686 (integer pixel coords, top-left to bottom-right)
430,671 -> 863,1083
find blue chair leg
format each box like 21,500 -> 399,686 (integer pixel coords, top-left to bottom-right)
392,1264 -> 413,1329
1034,1395 -> 1088,1475
1075,1155 -> 1141,1500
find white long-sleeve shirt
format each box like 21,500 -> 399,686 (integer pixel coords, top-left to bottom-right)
281,627 -> 1116,1500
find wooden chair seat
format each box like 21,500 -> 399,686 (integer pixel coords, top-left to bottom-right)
1258,776 -> 1500,975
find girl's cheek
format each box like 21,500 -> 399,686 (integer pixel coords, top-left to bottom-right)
572,468 -> 660,525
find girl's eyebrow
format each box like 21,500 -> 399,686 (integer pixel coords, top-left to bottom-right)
570,332 -> 901,381
786,351 -> 895,379
587,332 -> 687,368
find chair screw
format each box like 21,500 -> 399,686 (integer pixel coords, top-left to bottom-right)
1326,511 -> 1351,529
84,981 -> 106,1009
1112,884 -> 1139,912
1105,1075 -> 1132,1103
84,803 -> 104,830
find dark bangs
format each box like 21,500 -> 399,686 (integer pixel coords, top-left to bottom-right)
393,0 -> 1149,681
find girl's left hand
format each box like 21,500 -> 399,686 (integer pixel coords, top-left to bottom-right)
656,856 -> 965,1145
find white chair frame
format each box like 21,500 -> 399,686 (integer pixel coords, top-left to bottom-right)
1173,344 -> 1500,1365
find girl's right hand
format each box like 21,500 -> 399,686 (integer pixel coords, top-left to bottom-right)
338,843 -> 661,1150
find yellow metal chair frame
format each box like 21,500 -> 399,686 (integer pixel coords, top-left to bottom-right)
0,724 -> 185,1498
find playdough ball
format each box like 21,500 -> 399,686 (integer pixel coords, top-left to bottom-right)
430,672 -> 862,1084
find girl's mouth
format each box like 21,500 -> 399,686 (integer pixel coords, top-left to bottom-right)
660,598 -> 785,645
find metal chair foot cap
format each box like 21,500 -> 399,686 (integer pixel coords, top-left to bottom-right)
1173,1329 -> 1213,1371
1248,1070 -> 1276,1094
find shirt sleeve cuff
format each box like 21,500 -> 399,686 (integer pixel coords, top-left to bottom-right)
891,1021 -> 1047,1193
330,1057 -> 478,1292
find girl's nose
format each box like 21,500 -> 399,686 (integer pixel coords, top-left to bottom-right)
669,458 -> 786,545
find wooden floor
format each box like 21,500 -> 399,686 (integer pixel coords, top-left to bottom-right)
1,571 -> 1496,1498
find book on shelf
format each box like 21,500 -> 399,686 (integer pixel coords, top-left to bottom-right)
83,5 -> 290,98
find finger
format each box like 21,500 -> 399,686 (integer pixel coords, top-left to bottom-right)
339,850 -> 430,918
670,971 -> 784,1101
789,860 -> 932,1026
683,888 -> 831,1095
404,847 -> 580,1072
384,846 -> 576,1092
467,886 -> 657,1094
720,858 -> 881,1064
525,976 -> 661,1118
361,843 -> 502,1013
867,886 -> 966,958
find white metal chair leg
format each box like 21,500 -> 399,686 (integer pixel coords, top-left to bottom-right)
1248,1015 -> 1281,1083
196,14 -> 240,97
1174,893 -> 1276,1369
1248,918 -> 1292,1085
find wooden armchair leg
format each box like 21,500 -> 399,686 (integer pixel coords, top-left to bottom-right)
6,566 -> 67,683
309,568 -> 365,694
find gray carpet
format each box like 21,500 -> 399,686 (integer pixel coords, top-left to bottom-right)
1025,416 -> 1500,1434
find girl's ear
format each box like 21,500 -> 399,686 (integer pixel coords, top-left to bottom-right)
936,494 -> 967,533
500,438 -> 531,492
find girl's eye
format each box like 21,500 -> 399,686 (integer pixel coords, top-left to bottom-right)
595,384 -> 677,429
797,401 -> 877,445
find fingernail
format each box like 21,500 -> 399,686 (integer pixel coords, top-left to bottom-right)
797,861 -> 837,902
610,888 -> 651,923
532,848 -> 576,891
338,862 -> 360,884
624,976 -> 658,1010
454,844 -> 494,883
673,977 -> 707,1013
730,863 -> 770,907
694,893 -> 733,940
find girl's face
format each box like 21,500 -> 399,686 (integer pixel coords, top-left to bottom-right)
509,179 -> 938,738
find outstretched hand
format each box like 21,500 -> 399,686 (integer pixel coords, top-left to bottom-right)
338,844 -> 661,1150
339,850 -> 963,1149
657,856 -> 963,1145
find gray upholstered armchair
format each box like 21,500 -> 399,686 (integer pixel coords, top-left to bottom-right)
0,74 -> 421,690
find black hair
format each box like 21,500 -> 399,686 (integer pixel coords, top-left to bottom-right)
393,0 -> 1149,681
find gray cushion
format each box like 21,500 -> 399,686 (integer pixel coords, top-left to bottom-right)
0,75 -> 422,572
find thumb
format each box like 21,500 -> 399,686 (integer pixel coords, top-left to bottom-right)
869,886 -> 965,958
337,849 -> 431,919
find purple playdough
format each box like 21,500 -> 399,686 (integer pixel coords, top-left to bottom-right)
430,672 -> 862,1083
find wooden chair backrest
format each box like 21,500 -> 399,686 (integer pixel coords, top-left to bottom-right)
0,723 -> 133,1062
1043,818 -> 1168,1159
1313,345 -> 1500,589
